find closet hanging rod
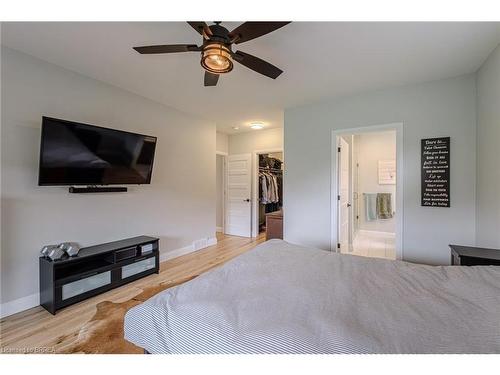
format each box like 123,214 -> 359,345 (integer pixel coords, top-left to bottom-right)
259,167 -> 283,173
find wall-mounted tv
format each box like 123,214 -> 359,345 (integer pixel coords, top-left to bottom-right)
38,117 -> 157,186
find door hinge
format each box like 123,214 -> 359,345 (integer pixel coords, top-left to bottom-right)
356,215 -> 359,220
337,195 -> 340,201
337,243 -> 340,249
338,147 -> 341,152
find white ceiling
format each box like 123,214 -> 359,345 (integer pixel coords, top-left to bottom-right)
2,22 -> 499,134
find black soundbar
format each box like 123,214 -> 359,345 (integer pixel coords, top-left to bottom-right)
68,186 -> 128,193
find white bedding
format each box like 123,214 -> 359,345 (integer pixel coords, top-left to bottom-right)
124,239 -> 500,353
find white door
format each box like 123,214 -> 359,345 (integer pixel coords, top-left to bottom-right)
338,138 -> 350,253
225,153 -> 252,237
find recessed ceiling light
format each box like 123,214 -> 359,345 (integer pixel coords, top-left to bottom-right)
250,123 -> 264,130
232,126 -> 239,130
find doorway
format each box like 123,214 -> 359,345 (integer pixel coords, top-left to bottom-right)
332,124 -> 403,260
221,148 -> 283,239
252,149 -> 283,238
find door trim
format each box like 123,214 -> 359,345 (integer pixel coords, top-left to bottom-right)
331,123 -> 404,260
337,136 -> 351,253
216,152 -> 227,233
252,148 -> 284,238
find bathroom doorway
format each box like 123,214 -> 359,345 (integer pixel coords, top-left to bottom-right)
332,124 -> 403,260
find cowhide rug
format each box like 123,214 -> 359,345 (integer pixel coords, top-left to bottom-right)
60,275 -> 197,354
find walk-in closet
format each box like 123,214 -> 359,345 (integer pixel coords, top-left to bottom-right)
258,152 -> 283,239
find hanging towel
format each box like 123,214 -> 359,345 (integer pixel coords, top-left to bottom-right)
377,193 -> 393,219
364,193 -> 377,221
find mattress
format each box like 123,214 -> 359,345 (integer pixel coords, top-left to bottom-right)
124,239 -> 500,354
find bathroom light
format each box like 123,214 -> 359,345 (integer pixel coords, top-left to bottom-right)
201,43 -> 233,74
250,123 -> 264,130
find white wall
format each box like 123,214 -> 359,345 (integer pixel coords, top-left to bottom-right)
228,127 -> 283,154
476,43 -> 500,248
285,75 -> 477,265
1,47 -> 216,311
216,132 -> 228,154
216,154 -> 224,230
355,131 -> 396,233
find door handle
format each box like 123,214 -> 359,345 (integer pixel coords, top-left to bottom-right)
244,199 -> 250,202
347,203 -> 352,207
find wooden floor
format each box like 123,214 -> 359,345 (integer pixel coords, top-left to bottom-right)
0,233 -> 266,353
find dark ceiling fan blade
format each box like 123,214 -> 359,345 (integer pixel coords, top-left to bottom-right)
133,44 -> 200,54
204,71 -> 219,86
187,21 -> 212,38
233,50 -> 283,79
228,22 -> 290,44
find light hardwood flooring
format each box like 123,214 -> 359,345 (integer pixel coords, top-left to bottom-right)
0,232 -> 265,353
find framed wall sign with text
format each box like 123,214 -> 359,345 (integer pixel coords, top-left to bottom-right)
421,137 -> 450,207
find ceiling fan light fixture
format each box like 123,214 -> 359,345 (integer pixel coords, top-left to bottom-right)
134,22 -> 290,86
201,43 -> 233,74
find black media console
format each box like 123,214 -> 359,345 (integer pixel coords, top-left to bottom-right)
40,236 -> 159,314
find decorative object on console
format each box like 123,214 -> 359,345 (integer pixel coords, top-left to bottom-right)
58,242 -> 81,257
41,242 -> 81,259
40,244 -> 59,257
47,246 -> 66,261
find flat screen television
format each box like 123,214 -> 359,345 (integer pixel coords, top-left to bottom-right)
38,117 -> 157,186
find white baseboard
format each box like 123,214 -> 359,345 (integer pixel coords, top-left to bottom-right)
0,292 -> 39,319
1,236 -> 218,319
159,236 -> 217,263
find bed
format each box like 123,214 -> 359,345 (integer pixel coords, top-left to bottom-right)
124,239 -> 500,354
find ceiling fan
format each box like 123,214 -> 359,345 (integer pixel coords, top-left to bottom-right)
133,21 -> 290,86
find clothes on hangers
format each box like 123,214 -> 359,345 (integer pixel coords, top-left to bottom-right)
259,171 -> 280,204
259,155 -> 283,215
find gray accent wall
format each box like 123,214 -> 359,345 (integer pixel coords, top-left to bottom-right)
284,75 -> 477,265
1,47 -> 216,306
476,43 -> 500,248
